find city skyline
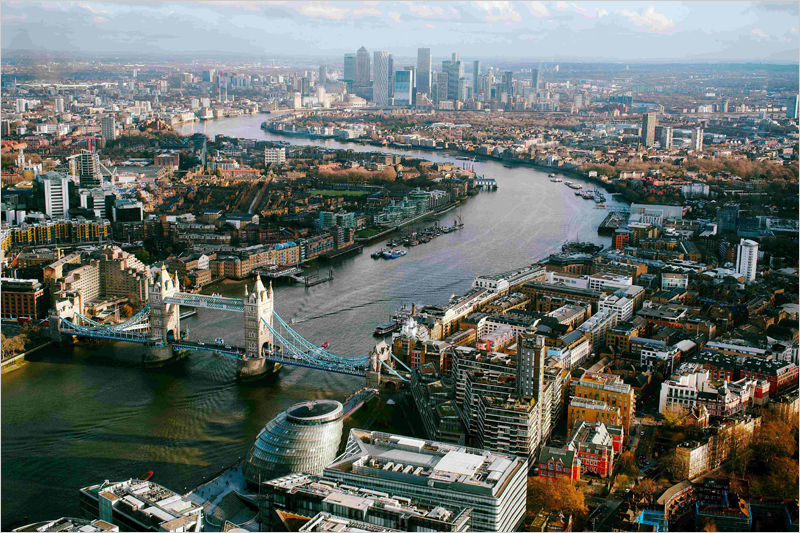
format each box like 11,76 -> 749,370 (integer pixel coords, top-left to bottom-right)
2,1 -> 799,63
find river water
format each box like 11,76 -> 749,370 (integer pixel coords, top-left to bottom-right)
1,115 -> 626,528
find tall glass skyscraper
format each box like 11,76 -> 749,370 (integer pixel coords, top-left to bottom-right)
343,53 -> 356,92
373,51 -> 390,106
355,46 -> 371,88
416,47 -> 431,95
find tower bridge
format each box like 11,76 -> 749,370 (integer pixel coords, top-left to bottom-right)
50,265 -> 391,382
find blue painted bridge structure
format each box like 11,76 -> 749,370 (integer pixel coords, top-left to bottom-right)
49,268 -> 390,380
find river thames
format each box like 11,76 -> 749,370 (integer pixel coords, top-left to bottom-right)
1,114 -> 627,528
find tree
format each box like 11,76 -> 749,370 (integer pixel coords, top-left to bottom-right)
633,479 -> 658,503
661,451 -> 683,481
527,477 -> 588,518
2,334 -> 27,355
662,405 -> 689,430
122,305 -> 134,319
616,451 -> 640,478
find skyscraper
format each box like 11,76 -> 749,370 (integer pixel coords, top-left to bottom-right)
436,71 -> 449,103
641,112 -> 657,147
473,60 -> 481,93
54,97 -> 64,114
318,65 -> 328,85
690,127 -> 704,152
444,53 -> 463,101
735,239 -> 758,283
787,94 -> 799,119
355,46 -> 371,89
393,69 -> 414,106
343,53 -> 356,92
373,51 -> 390,106
78,149 -> 102,189
101,116 -> 117,142
531,68 -> 540,92
40,172 -> 70,219
655,125 -> 673,149
416,47 -> 431,95
387,54 -> 394,98
504,71 -> 513,98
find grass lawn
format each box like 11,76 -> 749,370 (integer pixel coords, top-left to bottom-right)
355,227 -> 387,238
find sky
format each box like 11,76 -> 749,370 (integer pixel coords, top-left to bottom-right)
1,1 -> 799,63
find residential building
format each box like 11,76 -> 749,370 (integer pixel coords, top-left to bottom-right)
690,127 -> 704,152
264,147 -> 286,165
567,398 -> 623,431
78,150 -> 102,188
641,113 -> 657,147
598,295 -> 634,323
0,278 -> 49,319
735,239 -> 758,283
572,373 -> 634,434
101,116 -> 116,142
40,171 -> 71,218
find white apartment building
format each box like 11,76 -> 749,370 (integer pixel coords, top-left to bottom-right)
598,295 -> 634,323
735,239 -> 758,283
264,147 -> 286,165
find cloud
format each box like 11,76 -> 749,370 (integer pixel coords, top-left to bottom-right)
1,13 -> 27,22
519,34 -> 543,40
474,1 -> 522,23
555,1 -> 569,10
757,2 -> 800,15
353,6 -> 382,17
93,16 -> 107,23
597,8 -> 608,17
388,11 -> 402,23
405,2 -> 457,19
750,28 -> 768,38
425,22 -> 435,28
527,1 -> 549,17
77,2 -> 108,14
791,27 -> 798,34
621,5 -> 674,33
297,2 -> 349,19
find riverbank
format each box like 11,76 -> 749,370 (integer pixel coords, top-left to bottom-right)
1,340 -> 55,374
261,124 -> 619,195
355,201 -> 463,245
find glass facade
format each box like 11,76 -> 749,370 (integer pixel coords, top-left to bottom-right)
243,400 -> 344,487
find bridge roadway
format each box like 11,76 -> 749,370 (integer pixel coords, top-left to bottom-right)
164,293 -> 244,313
170,341 -> 368,377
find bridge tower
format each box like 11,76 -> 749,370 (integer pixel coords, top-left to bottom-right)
239,276 -> 275,380
144,265 -> 181,367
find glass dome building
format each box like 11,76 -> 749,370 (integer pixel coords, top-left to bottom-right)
243,399 -> 344,487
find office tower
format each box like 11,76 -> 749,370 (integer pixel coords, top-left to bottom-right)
457,77 -> 467,101
735,239 -> 758,283
101,116 -> 117,142
504,71 -> 513,98
787,94 -> 799,119
78,149 -> 102,188
40,172 -> 70,218
473,60 -> 481,93
54,97 -> 64,114
531,68 -> 540,91
131,68 -> 137,78
655,125 -> 673,149
641,112 -> 657,147
393,70 -> 414,106
404,65 -> 417,88
436,71 -> 449,103
443,53 -> 463,101
242,399 -> 344,488
387,54 -> 394,98
719,202 -> 740,233
690,127 -> 704,152
355,46 -> 371,88
202,69 -> 215,82
318,65 -> 328,84
324,429 -> 528,532
373,51 -> 390,106
343,53 -> 356,91
300,76 -> 311,96
416,47 -> 432,95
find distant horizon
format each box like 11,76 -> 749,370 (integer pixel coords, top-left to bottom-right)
2,1 -> 798,63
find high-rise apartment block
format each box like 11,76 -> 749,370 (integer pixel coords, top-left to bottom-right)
735,239 -> 758,283
372,51 -> 390,106
641,113 -> 657,147
78,150 -> 102,188
655,125 -> 673,149
690,127 -> 704,152
101,116 -> 117,142
264,147 -> 286,165
40,172 -> 71,219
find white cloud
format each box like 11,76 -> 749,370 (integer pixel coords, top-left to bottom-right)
77,2 -> 108,14
527,1 -> 550,17
297,1 -> 350,19
353,5 -> 382,17
791,27 -> 797,34
555,1 -> 569,10
1,13 -> 27,21
474,1 -> 522,23
597,8 -> 608,18
779,35 -> 791,42
750,28 -> 768,38
388,11 -> 402,23
621,5 -> 674,33
363,1 -> 380,5
426,22 -> 435,28
93,16 -> 107,23
519,34 -> 543,40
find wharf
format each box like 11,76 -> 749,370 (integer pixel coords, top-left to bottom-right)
319,243 -> 363,260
